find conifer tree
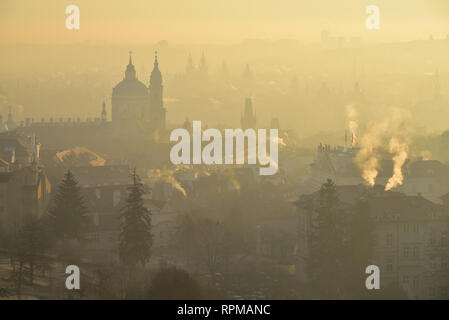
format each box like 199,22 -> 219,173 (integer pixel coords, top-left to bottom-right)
49,170 -> 88,240
307,179 -> 348,299
119,169 -> 152,268
345,200 -> 374,298
16,217 -> 51,284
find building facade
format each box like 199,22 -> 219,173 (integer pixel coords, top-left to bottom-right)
295,185 -> 449,299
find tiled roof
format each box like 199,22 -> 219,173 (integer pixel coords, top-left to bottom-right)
295,184 -> 447,221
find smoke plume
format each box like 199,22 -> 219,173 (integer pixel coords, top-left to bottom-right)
148,168 -> 187,197
355,119 -> 388,186
346,104 -> 359,146
354,108 -> 412,187
385,137 -> 408,191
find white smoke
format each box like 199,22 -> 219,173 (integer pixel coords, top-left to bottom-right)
354,108 -> 412,188
346,104 -> 359,146
385,137 -> 408,191
148,168 -> 187,197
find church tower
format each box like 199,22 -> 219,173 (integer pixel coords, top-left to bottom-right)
241,97 -> 256,129
101,98 -> 107,122
149,51 -> 166,130
111,51 -> 148,126
125,52 -> 136,80
199,51 -> 208,78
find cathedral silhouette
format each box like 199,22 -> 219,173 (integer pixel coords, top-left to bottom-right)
7,51 -> 167,142
112,51 -> 166,130
8,51 -> 167,148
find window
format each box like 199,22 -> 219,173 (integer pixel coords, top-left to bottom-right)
429,287 -> 436,297
413,224 -> 419,233
442,260 -> 449,270
430,259 -> 436,269
113,190 -> 121,207
430,231 -> 435,245
402,276 -> 409,284
413,246 -> 420,258
413,277 -> 419,289
386,257 -> 394,272
403,224 -> 409,232
386,233 -> 393,246
403,246 -> 409,257
300,215 -> 306,231
93,213 -> 99,226
441,234 -> 447,246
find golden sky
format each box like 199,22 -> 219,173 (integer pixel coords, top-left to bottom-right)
1,0 -> 448,44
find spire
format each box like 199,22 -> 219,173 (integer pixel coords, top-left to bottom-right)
154,50 -> 158,68
183,117 -> 190,129
201,51 -> 206,64
150,50 -> 162,86
149,50 -> 165,130
345,130 -> 347,149
243,64 -> 253,81
125,50 -> 136,80
199,51 -> 208,75
101,98 -> 107,122
242,97 -> 256,129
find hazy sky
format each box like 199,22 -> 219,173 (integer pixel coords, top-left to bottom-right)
1,0 -> 448,44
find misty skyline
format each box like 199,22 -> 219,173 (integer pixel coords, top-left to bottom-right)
1,0 -> 448,45
1,0 -> 449,302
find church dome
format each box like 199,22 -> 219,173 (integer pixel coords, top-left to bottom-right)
112,52 -> 148,97
112,78 -> 148,97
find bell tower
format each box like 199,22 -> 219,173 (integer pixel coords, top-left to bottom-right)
149,51 -> 166,130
